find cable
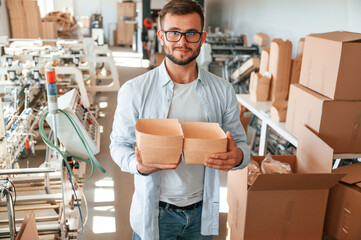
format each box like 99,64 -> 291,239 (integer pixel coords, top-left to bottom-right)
66,168 -> 84,234
7,179 -> 16,206
39,109 -> 105,182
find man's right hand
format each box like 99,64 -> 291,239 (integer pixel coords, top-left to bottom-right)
135,146 -> 181,175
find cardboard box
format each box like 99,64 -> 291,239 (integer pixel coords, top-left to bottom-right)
113,30 -> 118,46
41,22 -> 58,45
16,211 -> 39,240
181,122 -> 227,165
232,57 -> 260,80
253,32 -> 270,47
117,1 -> 136,19
289,58 -> 302,85
296,38 -> 305,59
116,21 -> 134,45
324,163 -> 361,240
299,31 -> 361,100
259,48 -> 270,73
249,71 -> 271,101
271,100 -> 288,122
286,84 -> 361,153
268,39 -> 292,101
135,119 -> 183,164
238,103 -> 251,134
6,0 -> 29,38
227,127 -> 344,240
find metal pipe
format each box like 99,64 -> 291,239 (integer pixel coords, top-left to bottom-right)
0,168 -> 56,175
4,189 -> 15,240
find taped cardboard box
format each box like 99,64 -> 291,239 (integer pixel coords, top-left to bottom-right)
299,31 -> 361,100
249,71 -> 271,101
181,122 -> 227,165
324,163 -> 361,240
268,39 -> 292,101
136,119 -> 183,164
259,48 -> 270,74
227,126 -> 344,240
270,100 -> 287,122
286,83 -> 361,153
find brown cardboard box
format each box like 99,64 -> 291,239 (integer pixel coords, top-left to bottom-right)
253,32 -> 270,47
181,122 -> 227,165
41,22 -> 58,45
227,126 -> 344,240
117,1 -> 136,19
299,31 -> 361,100
16,211 -> 39,240
249,71 -> 271,101
259,48 -> 270,73
238,103 -> 251,133
113,30 -> 118,46
324,163 -> 361,240
289,58 -> 302,85
271,100 -> 287,122
6,0 -> 29,38
268,39 -> 292,101
286,84 -> 361,153
23,0 -> 42,38
116,21 -> 134,45
232,57 -> 260,80
136,119 -> 183,164
296,38 -> 305,59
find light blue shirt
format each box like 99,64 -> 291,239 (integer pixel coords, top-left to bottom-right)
110,60 -> 250,240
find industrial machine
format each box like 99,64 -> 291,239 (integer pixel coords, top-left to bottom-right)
0,37 -> 108,239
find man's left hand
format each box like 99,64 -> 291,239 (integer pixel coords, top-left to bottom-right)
204,131 -> 243,171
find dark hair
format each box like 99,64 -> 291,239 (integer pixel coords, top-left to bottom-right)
160,0 -> 204,31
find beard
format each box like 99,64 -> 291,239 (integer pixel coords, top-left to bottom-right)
164,43 -> 201,66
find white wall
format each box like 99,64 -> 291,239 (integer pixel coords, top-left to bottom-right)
229,0 -> 361,55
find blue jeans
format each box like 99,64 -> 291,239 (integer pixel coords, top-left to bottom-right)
133,205 -> 213,240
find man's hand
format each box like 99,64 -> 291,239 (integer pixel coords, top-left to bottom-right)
135,147 -> 181,175
204,131 -> 243,171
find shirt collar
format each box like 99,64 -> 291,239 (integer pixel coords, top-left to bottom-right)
158,59 -> 207,87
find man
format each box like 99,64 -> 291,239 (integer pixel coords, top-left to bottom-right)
110,0 -> 250,239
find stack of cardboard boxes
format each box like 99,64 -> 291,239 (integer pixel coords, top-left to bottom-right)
6,0 -> 29,38
227,31 -> 361,240
6,0 -> 46,39
114,1 -> 136,46
249,37 -> 304,122
286,31 -> 361,154
23,0 -> 42,38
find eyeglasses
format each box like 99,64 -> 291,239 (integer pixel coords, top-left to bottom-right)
162,30 -> 203,43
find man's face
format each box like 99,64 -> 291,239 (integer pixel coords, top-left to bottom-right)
158,12 -> 207,66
